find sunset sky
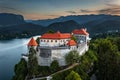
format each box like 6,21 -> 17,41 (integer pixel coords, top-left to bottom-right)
0,0 -> 120,20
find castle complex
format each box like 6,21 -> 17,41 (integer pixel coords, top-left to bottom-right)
27,28 -> 90,66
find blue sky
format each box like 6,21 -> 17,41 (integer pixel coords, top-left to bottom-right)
0,0 -> 120,20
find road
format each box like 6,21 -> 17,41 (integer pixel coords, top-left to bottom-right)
31,63 -> 79,80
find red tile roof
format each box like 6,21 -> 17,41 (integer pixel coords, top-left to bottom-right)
72,28 -> 89,35
28,38 -> 38,46
40,31 -> 71,39
67,40 -> 77,46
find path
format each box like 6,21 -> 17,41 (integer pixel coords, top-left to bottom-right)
31,63 -> 79,80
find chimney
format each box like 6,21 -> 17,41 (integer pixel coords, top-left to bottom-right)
84,28 -> 87,31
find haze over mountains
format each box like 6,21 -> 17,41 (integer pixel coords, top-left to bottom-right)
0,13 -> 120,39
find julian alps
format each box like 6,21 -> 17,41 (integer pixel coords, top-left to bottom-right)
30,14 -> 120,26
0,13 -> 120,39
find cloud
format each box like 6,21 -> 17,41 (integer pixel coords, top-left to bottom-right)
80,9 -> 93,13
65,10 -> 77,14
98,4 -> 120,15
48,14 -> 60,17
0,5 -> 23,14
80,4 -> 120,15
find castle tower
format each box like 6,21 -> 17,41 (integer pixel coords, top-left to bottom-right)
27,37 -> 38,50
67,40 -> 77,50
72,28 -> 89,44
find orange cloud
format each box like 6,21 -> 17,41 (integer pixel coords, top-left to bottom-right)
23,13 -> 59,20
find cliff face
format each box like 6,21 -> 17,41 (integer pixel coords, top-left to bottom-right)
0,13 -> 25,26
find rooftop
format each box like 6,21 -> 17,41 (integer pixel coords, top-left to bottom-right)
72,28 -> 89,36
67,40 -> 77,46
40,31 -> 71,39
28,38 -> 38,46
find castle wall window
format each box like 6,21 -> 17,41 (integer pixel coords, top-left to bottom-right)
40,49 -> 51,58
55,40 -> 57,42
51,40 -> 53,42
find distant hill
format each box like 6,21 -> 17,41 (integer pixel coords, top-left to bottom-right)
0,13 -> 45,39
46,20 -> 82,33
84,20 -> 120,35
29,14 -> 120,26
0,13 -> 120,39
0,13 -> 25,26
0,23 -> 44,34
0,23 -> 45,40
45,20 -> 120,37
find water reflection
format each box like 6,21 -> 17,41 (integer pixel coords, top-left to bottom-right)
0,35 -> 40,80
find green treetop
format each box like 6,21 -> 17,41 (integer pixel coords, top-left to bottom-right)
65,70 -> 82,80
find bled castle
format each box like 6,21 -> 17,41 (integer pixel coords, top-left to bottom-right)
25,28 -> 90,66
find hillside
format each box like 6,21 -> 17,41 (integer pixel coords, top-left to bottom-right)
0,13 -> 120,39
45,20 -> 82,33
0,23 -> 44,39
84,20 -> 120,36
0,13 -> 25,26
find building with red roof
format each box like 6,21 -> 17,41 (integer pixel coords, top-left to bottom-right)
40,31 -> 71,47
28,38 -> 38,47
67,40 -> 77,46
26,28 -> 90,66
72,28 -> 89,36
72,28 -> 90,44
40,31 -> 71,39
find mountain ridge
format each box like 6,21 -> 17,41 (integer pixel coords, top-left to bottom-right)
29,14 -> 120,26
0,13 -> 120,39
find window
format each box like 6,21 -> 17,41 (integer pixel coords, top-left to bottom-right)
55,40 -> 57,42
51,40 -> 53,42
41,40 -> 43,42
47,40 -> 49,42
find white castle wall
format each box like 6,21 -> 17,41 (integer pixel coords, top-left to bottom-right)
51,48 -> 70,66
36,50 -> 52,66
36,46 -> 79,66
24,44 -> 89,66
36,44 -> 88,66
77,43 -> 88,55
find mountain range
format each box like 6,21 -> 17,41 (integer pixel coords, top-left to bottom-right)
0,13 -> 120,39
29,14 -> 120,26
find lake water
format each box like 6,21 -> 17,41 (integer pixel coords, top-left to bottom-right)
0,36 -> 39,80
